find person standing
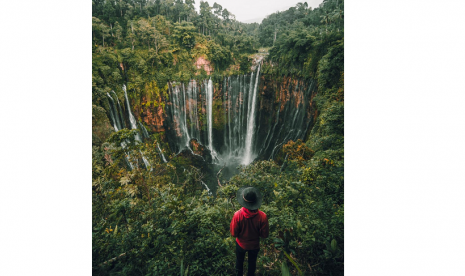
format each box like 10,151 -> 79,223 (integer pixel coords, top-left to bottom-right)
230,186 -> 269,276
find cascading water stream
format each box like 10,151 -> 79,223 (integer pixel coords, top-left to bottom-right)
106,92 -> 119,131
123,85 -> 140,136
165,62 -> 314,184
105,61 -> 316,198
123,85 -> 151,171
112,90 -> 126,129
138,121 -> 167,163
108,87 -> 168,169
106,69 -> 315,194
242,64 -> 261,165
106,91 -> 134,170
157,143 -> 168,163
200,180 -> 212,195
206,78 -> 218,162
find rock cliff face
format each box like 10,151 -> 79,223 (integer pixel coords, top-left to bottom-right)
134,95 -> 166,132
160,73 -> 318,163
255,76 -> 317,160
194,56 -> 213,75
120,54 -> 318,164
108,71 -> 318,167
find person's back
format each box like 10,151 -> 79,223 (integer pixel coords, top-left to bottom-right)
230,187 -> 269,276
231,207 -> 269,249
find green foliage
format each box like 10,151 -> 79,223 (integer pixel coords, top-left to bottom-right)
277,139 -> 315,166
281,261 -> 291,276
93,139 -> 344,275
92,1 -> 259,120
93,1 -> 344,276
212,98 -> 225,130
142,81 -> 169,111
306,34 -> 344,163
317,40 -> 344,92
172,22 -> 197,49
262,0 -> 344,79
92,105 -> 114,146
208,40 -> 231,72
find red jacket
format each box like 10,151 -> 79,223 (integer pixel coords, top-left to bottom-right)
230,207 -> 269,250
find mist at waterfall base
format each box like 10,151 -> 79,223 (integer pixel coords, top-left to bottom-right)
166,65 -> 316,190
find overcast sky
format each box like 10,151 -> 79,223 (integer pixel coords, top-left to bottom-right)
195,0 -> 324,23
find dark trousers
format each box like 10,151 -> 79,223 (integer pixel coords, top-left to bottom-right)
235,241 -> 259,276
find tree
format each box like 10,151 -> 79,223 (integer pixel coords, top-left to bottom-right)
199,1 -> 212,35
126,20 -> 137,50
172,21 -> 196,49
320,11 -> 331,32
208,41 -> 231,71
102,23 -> 111,46
331,7 -> 343,31
221,8 -> 229,22
138,18 -> 153,49
212,2 -> 222,17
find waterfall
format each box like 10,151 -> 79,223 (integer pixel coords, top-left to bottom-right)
123,85 -> 139,136
138,121 -> 149,139
200,180 -> 212,195
123,85 -> 151,171
112,90 -> 126,129
103,66 -> 315,195
140,121 -> 168,163
107,86 -> 169,169
165,68 -> 314,176
138,121 -> 168,163
187,80 -> 200,141
157,142 -> 168,163
106,92 -> 119,131
106,91 -> 135,170
170,83 -> 191,150
242,64 -> 261,165
206,78 -> 218,162
227,77 -> 232,154
167,69 -> 262,166
168,79 -> 216,159
256,79 -> 315,159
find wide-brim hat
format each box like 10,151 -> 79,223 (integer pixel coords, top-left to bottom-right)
237,186 -> 263,210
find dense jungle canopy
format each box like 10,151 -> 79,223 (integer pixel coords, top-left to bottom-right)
92,0 -> 344,275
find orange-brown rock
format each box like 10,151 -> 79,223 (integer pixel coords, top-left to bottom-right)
194,56 -> 213,75
142,105 -> 165,132
134,96 -> 166,132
